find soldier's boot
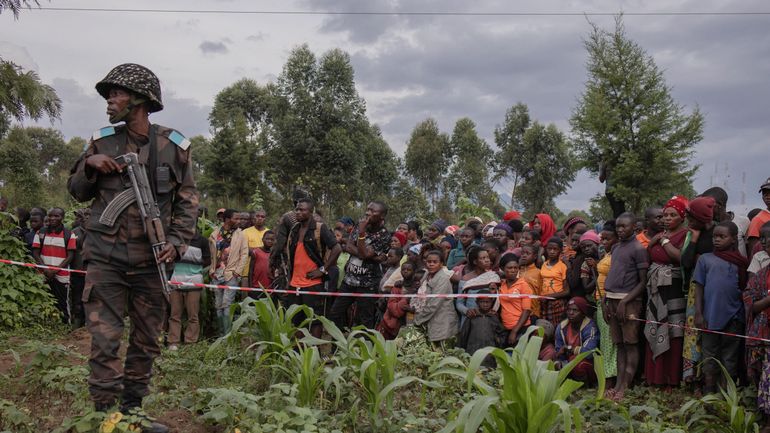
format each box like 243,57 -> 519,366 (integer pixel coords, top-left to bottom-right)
94,400 -> 117,412
121,393 -> 169,433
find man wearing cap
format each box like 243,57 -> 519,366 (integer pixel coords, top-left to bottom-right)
68,64 -> 197,431
747,178 -> 770,258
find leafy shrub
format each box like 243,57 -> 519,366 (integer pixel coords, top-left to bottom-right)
0,398 -> 34,432
191,385 -> 342,433
0,220 -> 59,330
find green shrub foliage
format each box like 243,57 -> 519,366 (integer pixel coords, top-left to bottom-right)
0,218 -> 59,329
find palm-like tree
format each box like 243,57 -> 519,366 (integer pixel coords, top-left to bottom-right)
0,0 -> 40,19
0,1 -> 60,135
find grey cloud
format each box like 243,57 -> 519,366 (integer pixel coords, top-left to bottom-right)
315,0 -> 770,212
246,32 -> 268,42
199,40 -> 229,55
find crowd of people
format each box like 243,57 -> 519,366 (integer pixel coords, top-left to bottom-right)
4,177 -> 770,420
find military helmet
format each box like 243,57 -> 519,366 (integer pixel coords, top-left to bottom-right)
95,63 -> 163,112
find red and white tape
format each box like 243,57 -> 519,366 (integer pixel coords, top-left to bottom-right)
630,317 -> 770,345
0,258 -> 87,274
0,257 -> 553,300
168,280 -> 555,300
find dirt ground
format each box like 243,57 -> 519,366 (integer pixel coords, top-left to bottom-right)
2,327 -> 212,433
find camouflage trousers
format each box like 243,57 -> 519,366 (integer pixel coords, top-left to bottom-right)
83,262 -> 166,407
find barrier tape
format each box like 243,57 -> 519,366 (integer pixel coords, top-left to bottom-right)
0,257 -> 554,300
0,258 -> 87,274
169,280 -> 555,300
630,317 -> 770,345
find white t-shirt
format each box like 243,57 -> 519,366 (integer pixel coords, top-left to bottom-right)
748,251 -> 770,274
730,212 -> 750,257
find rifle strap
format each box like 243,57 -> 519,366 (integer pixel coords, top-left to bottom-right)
147,124 -> 159,201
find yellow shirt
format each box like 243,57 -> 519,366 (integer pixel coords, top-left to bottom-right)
540,260 -> 567,295
521,263 -> 542,316
242,226 -> 269,275
596,253 -> 612,301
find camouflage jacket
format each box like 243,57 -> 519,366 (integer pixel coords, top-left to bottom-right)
67,124 -> 198,270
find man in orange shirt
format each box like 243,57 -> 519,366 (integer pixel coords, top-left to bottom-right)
286,198 -> 341,338
636,207 -> 663,249
747,178 -> 770,258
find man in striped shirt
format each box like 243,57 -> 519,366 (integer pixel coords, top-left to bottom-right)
32,207 -> 77,323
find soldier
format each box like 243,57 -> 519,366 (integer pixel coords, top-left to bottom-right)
68,63 -> 198,432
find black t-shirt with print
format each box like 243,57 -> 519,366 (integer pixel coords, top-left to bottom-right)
343,225 -> 391,288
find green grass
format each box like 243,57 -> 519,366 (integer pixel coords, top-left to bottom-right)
0,301 -> 763,433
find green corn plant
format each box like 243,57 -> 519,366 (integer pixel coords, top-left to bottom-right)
317,317 -> 437,428
275,345 -> 326,407
678,360 -> 759,433
208,296 -> 313,366
433,327 -> 604,433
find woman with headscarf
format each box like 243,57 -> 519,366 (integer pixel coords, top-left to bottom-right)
426,219 -> 448,245
562,217 -> 588,261
555,297 -> 599,383
681,196 -> 716,383
530,214 -> 557,245
453,246 -> 501,327
644,195 -> 689,387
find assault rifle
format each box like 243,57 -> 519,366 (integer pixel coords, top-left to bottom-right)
99,152 -> 172,300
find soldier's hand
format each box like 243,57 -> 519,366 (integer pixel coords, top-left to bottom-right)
157,243 -> 177,263
86,154 -> 125,174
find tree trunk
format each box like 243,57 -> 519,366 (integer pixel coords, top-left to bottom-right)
605,184 -> 626,218
510,174 -> 519,209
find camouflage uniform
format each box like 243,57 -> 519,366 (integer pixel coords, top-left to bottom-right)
67,64 -> 198,410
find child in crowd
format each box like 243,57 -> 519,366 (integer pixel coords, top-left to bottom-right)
520,230 -> 544,266
498,254 -> 532,346
748,221 -> 770,276
333,226 -> 350,290
379,247 -> 404,292
519,245 -> 542,318
579,231 -> 601,299
539,237 -> 570,326
555,297 -> 599,384
457,290 -> 504,367
604,213 -> 648,401
414,248 -> 458,348
248,230 -> 275,296
377,261 -> 417,339
536,319 -> 557,361
693,221 -> 748,394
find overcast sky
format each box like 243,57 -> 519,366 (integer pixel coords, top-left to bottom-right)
1,0 -> 768,214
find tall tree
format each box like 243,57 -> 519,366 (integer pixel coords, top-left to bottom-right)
0,126 -> 81,207
570,17 -> 704,217
0,60 -> 61,138
198,79 -> 272,209
404,118 -> 450,210
514,122 -> 576,214
493,103 -> 531,208
265,45 -> 399,216
446,118 -> 498,210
